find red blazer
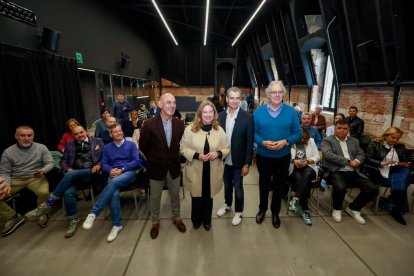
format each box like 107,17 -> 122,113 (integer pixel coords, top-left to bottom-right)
139,115 -> 184,180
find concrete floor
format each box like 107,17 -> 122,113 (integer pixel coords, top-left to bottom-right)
1,165 -> 413,276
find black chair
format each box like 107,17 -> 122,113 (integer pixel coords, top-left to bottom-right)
184,113 -> 195,125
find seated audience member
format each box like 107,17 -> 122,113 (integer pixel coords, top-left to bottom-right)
288,126 -> 319,226
311,105 -> 327,137
326,113 -> 345,137
138,104 -> 150,122
25,126 -> 105,238
149,100 -> 161,118
346,106 -> 364,138
57,118 -> 81,153
321,120 -> 378,224
292,103 -> 302,119
122,110 -> 141,138
365,127 -> 412,225
0,126 -> 54,236
173,109 -> 182,119
240,93 -> 248,111
0,177 -> 7,201
83,124 -> 142,242
99,116 -> 117,145
301,112 -> 322,149
95,109 -> 110,137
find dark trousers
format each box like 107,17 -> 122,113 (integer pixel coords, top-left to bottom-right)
289,166 -> 315,210
223,165 -> 244,212
327,171 -> 378,211
256,153 -> 291,215
191,196 -> 213,226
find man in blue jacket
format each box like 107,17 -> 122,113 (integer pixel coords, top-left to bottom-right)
254,81 -> 302,229
217,87 -> 254,226
26,126 -> 105,238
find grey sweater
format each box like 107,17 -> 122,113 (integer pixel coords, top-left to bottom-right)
0,142 -> 54,187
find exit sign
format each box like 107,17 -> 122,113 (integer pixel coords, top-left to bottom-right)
76,52 -> 83,64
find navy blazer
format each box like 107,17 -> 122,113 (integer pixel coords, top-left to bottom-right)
60,136 -> 105,172
218,109 -> 254,168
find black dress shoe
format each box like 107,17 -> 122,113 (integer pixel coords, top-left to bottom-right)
256,210 -> 266,224
391,209 -> 407,225
203,224 -> 211,231
193,223 -> 201,229
272,214 -> 280,228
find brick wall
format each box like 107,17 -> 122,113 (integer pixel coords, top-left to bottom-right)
289,86 -> 309,112
338,86 -> 414,148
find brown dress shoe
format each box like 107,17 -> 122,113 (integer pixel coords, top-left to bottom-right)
150,224 -> 160,239
173,219 -> 186,233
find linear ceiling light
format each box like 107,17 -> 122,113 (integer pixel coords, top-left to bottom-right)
203,0 -> 210,46
151,0 -> 178,45
231,0 -> 267,46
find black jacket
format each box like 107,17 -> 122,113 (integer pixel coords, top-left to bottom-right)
347,116 -> 364,138
218,109 -> 254,168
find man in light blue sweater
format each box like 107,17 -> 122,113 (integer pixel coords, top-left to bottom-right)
0,126 -> 54,236
254,81 -> 302,229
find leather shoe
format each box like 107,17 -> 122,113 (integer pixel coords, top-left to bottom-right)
203,224 -> 211,231
193,223 -> 201,229
256,210 -> 265,224
272,214 -> 280,228
173,219 -> 187,233
391,209 -> 406,225
150,224 -> 159,239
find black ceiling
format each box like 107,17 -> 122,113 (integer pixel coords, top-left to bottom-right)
107,0 -> 276,47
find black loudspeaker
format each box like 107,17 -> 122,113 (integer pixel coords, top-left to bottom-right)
41,28 -> 61,52
120,56 -> 129,69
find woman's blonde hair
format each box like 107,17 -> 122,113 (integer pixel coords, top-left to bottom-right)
379,127 -> 403,143
66,118 -> 81,132
191,100 -> 220,132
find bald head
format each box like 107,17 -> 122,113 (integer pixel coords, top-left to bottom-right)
72,125 -> 87,141
160,93 -> 176,119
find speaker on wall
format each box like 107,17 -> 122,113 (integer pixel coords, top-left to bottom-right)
120,53 -> 129,69
41,28 -> 61,52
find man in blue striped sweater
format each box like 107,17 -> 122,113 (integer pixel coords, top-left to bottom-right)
254,81 -> 302,229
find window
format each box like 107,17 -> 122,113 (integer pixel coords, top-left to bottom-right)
269,58 -> 279,81
321,55 -> 336,112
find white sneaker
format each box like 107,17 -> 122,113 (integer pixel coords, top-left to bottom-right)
82,213 -> 96,230
107,225 -> 123,242
232,212 -> 243,226
332,210 -> 342,223
217,205 -> 231,217
345,207 -> 366,225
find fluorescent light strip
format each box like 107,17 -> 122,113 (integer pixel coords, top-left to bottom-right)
203,0 -> 210,46
151,0 -> 178,45
231,0 -> 267,46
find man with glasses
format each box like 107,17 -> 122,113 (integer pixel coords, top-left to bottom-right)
26,126 -> 105,238
254,81 -> 302,229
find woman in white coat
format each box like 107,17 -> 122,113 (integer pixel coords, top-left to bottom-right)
288,126 -> 320,225
180,100 -> 229,231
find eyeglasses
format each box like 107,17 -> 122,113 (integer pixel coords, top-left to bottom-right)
269,91 -> 284,95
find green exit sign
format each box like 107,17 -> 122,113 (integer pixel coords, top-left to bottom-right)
76,52 -> 83,64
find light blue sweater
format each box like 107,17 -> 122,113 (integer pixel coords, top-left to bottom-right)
254,104 -> 302,158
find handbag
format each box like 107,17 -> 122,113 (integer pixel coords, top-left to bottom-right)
388,166 -> 411,190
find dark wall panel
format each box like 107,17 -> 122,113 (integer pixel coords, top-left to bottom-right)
0,0 -> 158,78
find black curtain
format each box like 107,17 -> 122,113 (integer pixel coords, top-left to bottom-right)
0,43 -> 85,153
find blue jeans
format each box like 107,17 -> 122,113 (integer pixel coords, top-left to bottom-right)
51,169 -> 95,220
90,171 -> 136,226
223,165 -> 244,212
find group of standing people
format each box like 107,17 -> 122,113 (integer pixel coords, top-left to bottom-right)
1,81 -> 412,243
